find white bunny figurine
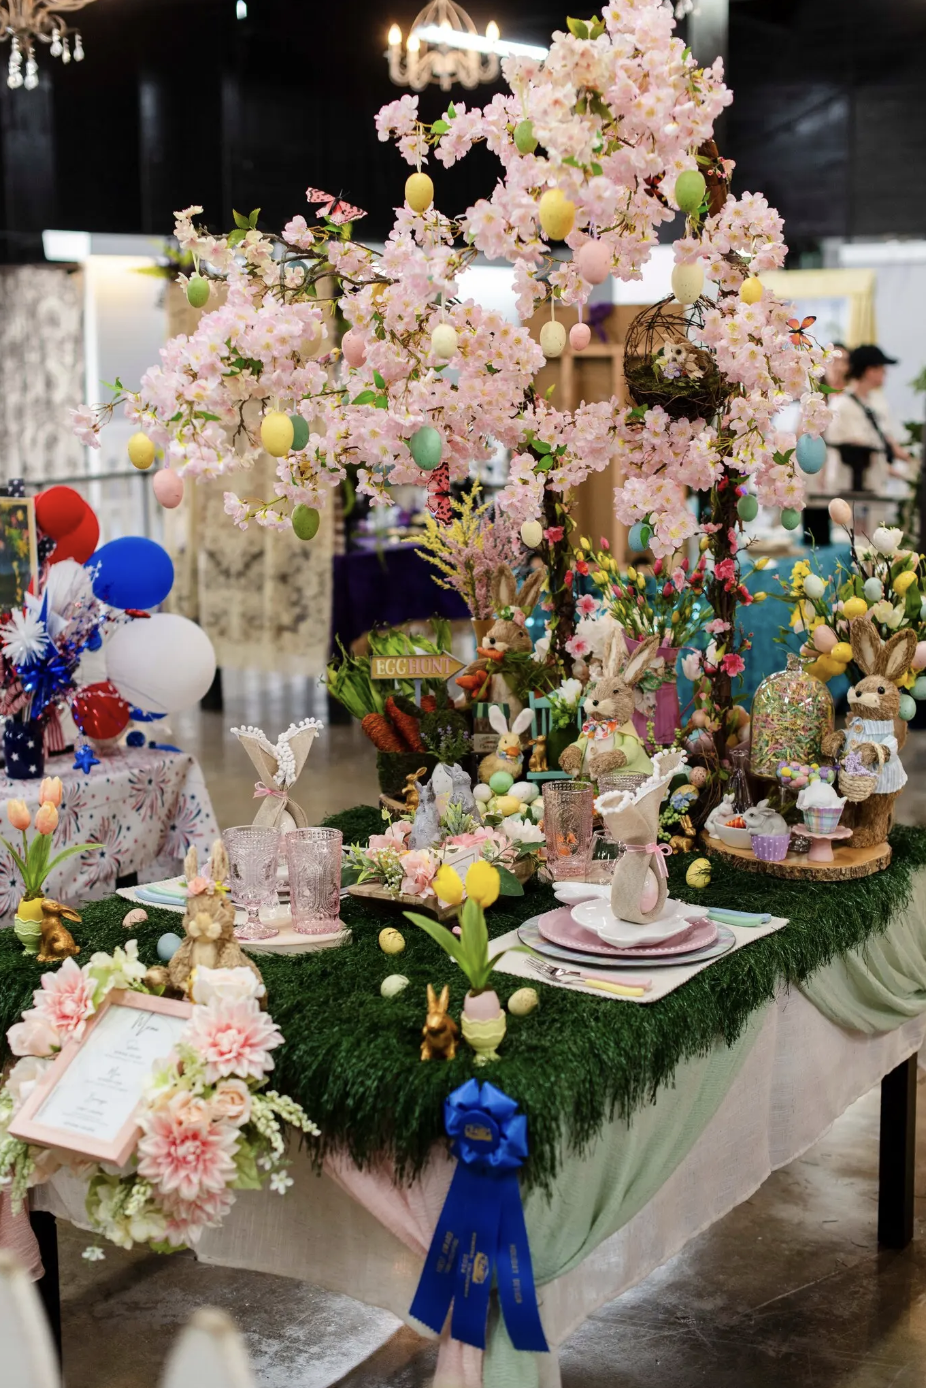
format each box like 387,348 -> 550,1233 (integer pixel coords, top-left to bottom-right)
230,719 -> 322,831
478,705 -> 534,784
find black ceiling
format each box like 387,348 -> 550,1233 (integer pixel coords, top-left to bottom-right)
1,0 -> 924,261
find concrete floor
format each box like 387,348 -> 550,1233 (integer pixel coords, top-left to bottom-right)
54,677 -> 926,1385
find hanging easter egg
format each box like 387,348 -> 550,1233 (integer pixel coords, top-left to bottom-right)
912,676 -> 926,699
289,414 -> 310,451
539,320 -> 567,359
739,276 -> 763,305
378,928 -> 405,955
431,323 -> 458,359
569,322 -> 591,351
405,172 -> 434,213
538,188 -> 575,240
736,494 -> 758,522
341,329 -> 367,367
381,974 -> 410,998
186,274 -> 210,309
508,987 -> 539,1016
780,508 -> 802,531
912,641 -> 926,671
831,641 -> 853,664
802,574 -> 825,600
157,932 -> 183,962
575,240 -> 611,285
513,119 -> 537,154
670,261 -> 704,305
128,432 -> 156,470
686,858 -> 711,889
863,577 -> 884,603
828,497 -> 853,527
473,783 -> 493,804
899,693 -> 917,721
153,468 -> 184,509
674,170 -> 706,214
628,521 -> 652,552
408,425 -> 443,471
292,504 -> 320,541
843,596 -> 868,620
489,770 -> 514,795
520,519 -> 543,549
795,433 -> 827,475
260,411 -> 295,457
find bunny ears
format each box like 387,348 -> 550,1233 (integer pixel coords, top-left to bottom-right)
488,704 -> 534,738
231,718 -> 322,829
602,627 -> 662,686
849,615 -> 917,684
490,563 -> 547,620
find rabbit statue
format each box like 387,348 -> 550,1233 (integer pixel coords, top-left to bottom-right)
478,705 -> 534,784
37,900 -> 81,962
597,749 -> 687,923
230,718 -> 322,832
455,563 -> 547,719
167,881 -> 265,1000
704,793 -> 736,838
821,615 -> 915,848
742,800 -> 789,838
559,629 -> 661,780
420,983 -> 459,1061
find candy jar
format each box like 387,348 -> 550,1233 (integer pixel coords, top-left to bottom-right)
750,655 -> 834,779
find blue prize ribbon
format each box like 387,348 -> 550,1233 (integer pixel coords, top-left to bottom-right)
409,1080 -> 548,1355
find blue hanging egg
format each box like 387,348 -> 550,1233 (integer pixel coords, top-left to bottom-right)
863,577 -> 884,603
156,932 -> 183,962
912,676 -> 926,700
899,693 -> 917,721
795,434 -> 826,474
628,521 -> 652,552
408,425 -> 443,471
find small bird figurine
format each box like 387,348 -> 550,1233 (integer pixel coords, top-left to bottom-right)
421,983 -> 459,1061
37,900 -> 81,963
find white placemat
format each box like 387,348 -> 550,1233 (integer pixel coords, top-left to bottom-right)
494,908 -> 790,1004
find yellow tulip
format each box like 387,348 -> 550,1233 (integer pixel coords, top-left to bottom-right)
433,864 -> 464,906
752,591 -> 767,603
6,799 -> 30,831
843,597 -> 868,620
893,570 -> 917,596
465,860 -> 501,909
752,556 -> 770,571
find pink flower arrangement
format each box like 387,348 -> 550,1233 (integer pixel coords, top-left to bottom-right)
186,997 -> 283,1083
137,1096 -> 240,1202
400,849 -> 438,898
21,957 -> 95,1048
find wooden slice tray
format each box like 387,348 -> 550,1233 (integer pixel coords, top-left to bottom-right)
347,881 -> 456,921
701,833 -> 891,881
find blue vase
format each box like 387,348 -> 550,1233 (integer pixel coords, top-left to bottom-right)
4,719 -> 45,779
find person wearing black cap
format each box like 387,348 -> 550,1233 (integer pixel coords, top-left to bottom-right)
824,343 -> 913,526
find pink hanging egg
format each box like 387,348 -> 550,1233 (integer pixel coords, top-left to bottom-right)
812,625 -> 838,653
153,468 -> 184,509
913,641 -> 926,671
640,869 -> 659,914
575,240 -> 611,285
569,322 -> 591,351
341,329 -> 367,367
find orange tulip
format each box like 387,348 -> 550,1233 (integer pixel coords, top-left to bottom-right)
34,802 -> 59,836
6,799 -> 31,831
38,776 -> 62,808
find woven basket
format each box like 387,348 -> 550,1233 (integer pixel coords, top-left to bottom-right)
838,744 -> 885,802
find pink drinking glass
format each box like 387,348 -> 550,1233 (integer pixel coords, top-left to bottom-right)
542,781 -> 594,879
223,825 -> 281,941
285,827 -> 345,935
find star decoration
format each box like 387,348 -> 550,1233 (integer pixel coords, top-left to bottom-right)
73,744 -> 100,774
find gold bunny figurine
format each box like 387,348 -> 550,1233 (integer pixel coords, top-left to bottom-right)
421,983 -> 459,1061
403,767 -> 429,814
528,735 -> 548,774
37,900 -> 81,963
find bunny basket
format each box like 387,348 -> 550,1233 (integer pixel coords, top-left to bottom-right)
230,719 -> 322,831
596,749 -> 687,924
559,629 -> 661,780
455,562 -> 547,720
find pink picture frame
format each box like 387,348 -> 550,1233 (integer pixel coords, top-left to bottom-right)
9,989 -> 193,1166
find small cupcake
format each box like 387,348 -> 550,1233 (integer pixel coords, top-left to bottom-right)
796,779 -> 846,835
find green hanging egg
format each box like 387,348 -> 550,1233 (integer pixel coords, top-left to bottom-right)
899,693 -> 916,721
186,274 -> 210,309
514,119 -> 537,154
409,425 -> 443,471
912,675 -> 926,700
736,494 -> 758,522
289,414 -> 310,451
674,170 -> 706,214
292,504 -> 320,541
780,508 -> 802,531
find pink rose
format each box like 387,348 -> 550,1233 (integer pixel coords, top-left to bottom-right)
7,1011 -> 61,1058
714,558 -> 736,582
186,875 -> 214,897
400,849 -> 437,897
210,1078 -> 252,1127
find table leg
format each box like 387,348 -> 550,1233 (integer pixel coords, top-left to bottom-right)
878,1053 -> 917,1249
29,1210 -> 62,1361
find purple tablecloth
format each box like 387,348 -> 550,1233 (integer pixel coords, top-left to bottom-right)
331,545 -> 469,649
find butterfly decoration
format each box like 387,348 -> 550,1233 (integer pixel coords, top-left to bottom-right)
643,174 -> 668,209
787,315 -> 817,349
305,187 -> 367,225
426,462 -> 452,525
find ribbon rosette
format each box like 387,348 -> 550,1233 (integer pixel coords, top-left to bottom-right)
410,1079 -> 547,1353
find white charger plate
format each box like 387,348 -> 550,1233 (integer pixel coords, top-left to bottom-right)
571,896 -> 689,947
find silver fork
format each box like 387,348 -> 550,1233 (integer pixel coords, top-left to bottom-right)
524,956 -> 649,996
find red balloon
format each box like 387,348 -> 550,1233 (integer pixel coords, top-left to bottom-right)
71,681 -> 131,740
50,508 -> 100,564
35,486 -> 88,539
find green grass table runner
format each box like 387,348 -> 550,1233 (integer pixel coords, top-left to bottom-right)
2,807 -> 924,1193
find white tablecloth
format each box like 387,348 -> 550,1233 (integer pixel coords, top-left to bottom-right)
0,748 -> 218,915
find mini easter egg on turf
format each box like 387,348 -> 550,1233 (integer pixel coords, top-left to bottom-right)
508,987 -> 539,1016
575,240 -> 611,285
489,770 -> 514,795
686,858 -> 711,888
569,322 -> 591,351
538,188 -> 575,240
289,414 -> 310,451
153,468 -> 184,509
795,433 -> 826,474
128,432 -> 156,470
381,974 -> 410,998
736,494 -> 758,522
405,172 -> 434,213
409,425 -> 442,471
431,323 -> 458,359
260,411 -> 295,457
539,320 -> 567,358
628,521 -> 651,552
292,504 -> 320,541
186,274 -> 210,309
379,928 -> 405,955
520,519 -> 543,549
739,276 -> 763,304
899,693 -> 917,720
513,119 -> 537,154
670,261 -> 703,305
674,169 -> 706,213
780,507 -> 802,531
157,932 -> 183,962
341,329 -> 367,367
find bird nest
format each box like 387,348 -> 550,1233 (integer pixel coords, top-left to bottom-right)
623,297 -> 732,422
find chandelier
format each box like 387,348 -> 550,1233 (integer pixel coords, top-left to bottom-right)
1,1 -> 95,89
387,0 -> 546,92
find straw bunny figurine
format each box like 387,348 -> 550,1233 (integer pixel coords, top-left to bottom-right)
559,629 -> 661,779
821,615 -> 915,848
478,705 -> 534,783
597,749 -> 687,924
456,563 -> 546,719
230,718 -> 322,830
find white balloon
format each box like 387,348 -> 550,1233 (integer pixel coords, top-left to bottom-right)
105,614 -> 216,714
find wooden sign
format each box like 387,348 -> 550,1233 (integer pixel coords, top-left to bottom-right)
371,653 -> 465,680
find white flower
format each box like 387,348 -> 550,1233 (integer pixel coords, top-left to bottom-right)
872,526 -> 903,556
191,966 -> 265,1006
87,941 -> 149,999
5,1055 -> 51,1109
501,815 -> 544,845
884,605 -> 905,630
870,599 -> 895,624
0,608 -> 48,666
551,677 -> 583,708
82,1246 -> 105,1262
269,1170 -> 294,1194
681,651 -> 702,680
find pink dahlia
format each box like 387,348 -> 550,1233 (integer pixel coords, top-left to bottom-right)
162,1186 -> 237,1246
31,958 -> 95,1042
186,999 -> 283,1083
137,1100 -> 239,1203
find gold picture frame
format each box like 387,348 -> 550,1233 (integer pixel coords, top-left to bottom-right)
0,497 -> 38,616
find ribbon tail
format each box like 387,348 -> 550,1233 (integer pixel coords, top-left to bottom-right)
449,1167 -> 504,1350
495,1173 -> 548,1353
409,1163 -> 472,1337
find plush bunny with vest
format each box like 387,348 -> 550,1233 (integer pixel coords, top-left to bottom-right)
455,563 -> 546,719
821,614 -> 914,849
559,628 -> 661,780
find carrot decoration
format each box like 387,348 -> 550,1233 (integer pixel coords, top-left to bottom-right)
361,712 -> 409,752
421,694 -> 438,713
385,696 -> 426,752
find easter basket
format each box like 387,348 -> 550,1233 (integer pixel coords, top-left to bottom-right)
838,745 -> 885,803
623,297 -> 732,423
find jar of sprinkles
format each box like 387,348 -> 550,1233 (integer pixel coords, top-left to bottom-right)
750,654 -> 834,778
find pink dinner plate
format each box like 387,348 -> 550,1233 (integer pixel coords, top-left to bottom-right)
614,917 -> 718,957
538,907 -> 717,958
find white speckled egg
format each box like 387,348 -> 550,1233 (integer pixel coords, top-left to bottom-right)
510,781 -> 539,804
381,974 -> 410,998
473,783 -> 493,804
508,987 -> 539,1016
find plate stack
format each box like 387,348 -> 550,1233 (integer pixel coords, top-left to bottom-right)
518,906 -> 735,969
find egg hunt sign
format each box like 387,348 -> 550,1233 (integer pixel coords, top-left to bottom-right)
371,654 -> 465,680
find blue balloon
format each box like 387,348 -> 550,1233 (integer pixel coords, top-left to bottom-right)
88,537 -> 174,610
795,433 -> 826,475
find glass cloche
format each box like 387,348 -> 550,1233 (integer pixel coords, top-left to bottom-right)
750,654 -> 835,779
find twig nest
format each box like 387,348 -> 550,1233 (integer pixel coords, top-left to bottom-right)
431,323 -> 458,359
260,411 -> 295,457
539,319 -> 567,358
381,974 -> 410,998
685,858 -> 711,889
128,432 -> 156,470
796,433 -> 826,474
739,276 -> 763,304
670,261 -> 704,305
292,504 -> 320,541
186,274 -> 210,308
674,169 -> 706,213
538,188 -> 575,241
122,907 -> 148,928
575,240 -> 611,285
409,425 -> 443,471
405,172 -> 434,213
379,927 -> 406,955
153,468 -> 184,509
520,519 -> 543,548
513,119 -> 537,154
569,322 -> 591,351
508,987 -> 539,1016
341,329 -> 367,367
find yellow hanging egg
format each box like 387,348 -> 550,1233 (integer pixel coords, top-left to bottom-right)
538,188 -> 575,241
260,411 -> 295,457
379,927 -> 406,955
127,432 -> 156,470
430,323 -> 458,359
539,320 -> 567,358
830,641 -> 853,664
405,172 -> 434,213
670,261 -> 704,305
686,858 -> 711,889
740,276 -> 763,304
843,596 -> 868,620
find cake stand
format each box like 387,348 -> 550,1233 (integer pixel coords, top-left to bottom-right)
790,824 -> 852,864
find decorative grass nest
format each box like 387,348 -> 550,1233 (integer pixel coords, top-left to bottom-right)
623,296 -> 732,422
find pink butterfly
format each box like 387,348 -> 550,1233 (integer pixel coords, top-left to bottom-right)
305,187 -> 367,225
